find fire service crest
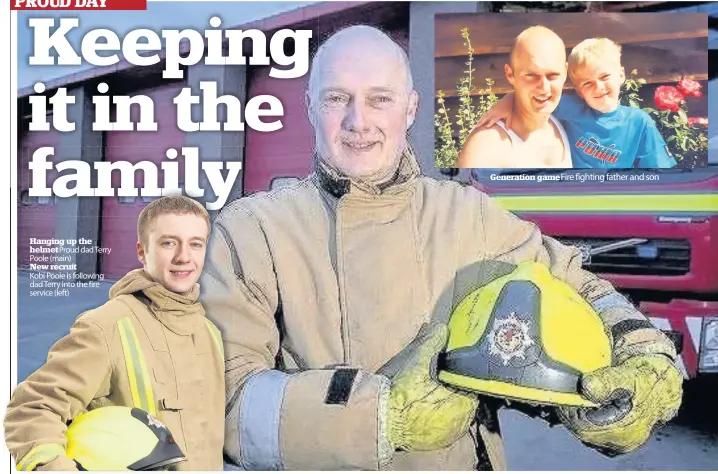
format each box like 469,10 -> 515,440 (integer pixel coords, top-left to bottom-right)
488,312 -> 534,365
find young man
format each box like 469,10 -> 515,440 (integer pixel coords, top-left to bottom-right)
470,36 -> 677,169
5,196 -> 224,471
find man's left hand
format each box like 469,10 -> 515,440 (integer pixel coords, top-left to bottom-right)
557,353 -> 683,456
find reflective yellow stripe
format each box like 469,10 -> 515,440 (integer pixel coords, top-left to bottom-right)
491,194 -> 718,213
205,320 -> 224,360
117,317 -> 156,416
17,443 -> 65,471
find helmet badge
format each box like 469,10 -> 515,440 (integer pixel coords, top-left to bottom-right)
488,312 -> 534,365
147,413 -> 166,430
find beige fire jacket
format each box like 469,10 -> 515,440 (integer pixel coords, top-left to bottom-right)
200,148 -> 671,470
5,269 -> 225,471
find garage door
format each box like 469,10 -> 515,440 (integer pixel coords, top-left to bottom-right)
243,66 -> 314,194
17,127 -> 61,269
99,82 -> 186,279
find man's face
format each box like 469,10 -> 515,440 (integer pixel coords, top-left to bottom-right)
572,60 -> 625,114
307,46 -> 418,184
506,48 -> 567,117
138,213 -> 209,295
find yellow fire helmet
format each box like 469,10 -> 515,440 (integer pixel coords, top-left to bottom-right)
438,261 -> 611,408
66,406 -> 186,471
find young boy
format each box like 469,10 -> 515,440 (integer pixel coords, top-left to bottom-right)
476,38 -> 677,169
5,196 -> 225,471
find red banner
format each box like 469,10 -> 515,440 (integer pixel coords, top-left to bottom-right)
11,0 -> 147,10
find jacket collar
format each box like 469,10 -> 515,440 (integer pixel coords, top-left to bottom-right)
110,269 -> 205,336
139,283 -> 205,336
311,146 -> 421,199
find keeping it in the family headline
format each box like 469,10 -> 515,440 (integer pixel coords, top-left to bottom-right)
25,16 -> 312,210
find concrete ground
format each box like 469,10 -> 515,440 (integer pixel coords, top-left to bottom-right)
499,395 -> 718,470
14,271 -> 718,470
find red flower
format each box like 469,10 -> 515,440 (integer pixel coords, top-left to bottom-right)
688,117 -> 708,127
677,78 -> 703,98
654,86 -> 684,112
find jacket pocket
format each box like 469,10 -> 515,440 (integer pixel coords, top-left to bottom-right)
153,367 -> 168,385
152,352 -> 178,412
152,351 -> 175,384
151,367 -> 169,401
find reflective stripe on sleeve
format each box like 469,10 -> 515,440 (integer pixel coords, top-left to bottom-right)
239,370 -> 289,470
591,292 -> 635,313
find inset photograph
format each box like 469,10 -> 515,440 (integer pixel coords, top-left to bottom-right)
434,13 -> 709,169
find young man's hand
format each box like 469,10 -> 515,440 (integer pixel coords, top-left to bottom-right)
474,92 -> 515,130
34,454 -> 80,471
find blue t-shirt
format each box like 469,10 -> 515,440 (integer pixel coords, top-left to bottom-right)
554,95 -> 677,168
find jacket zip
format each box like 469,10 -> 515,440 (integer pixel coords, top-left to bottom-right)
335,197 -> 352,363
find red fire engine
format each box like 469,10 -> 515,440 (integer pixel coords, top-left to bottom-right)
470,166 -> 718,379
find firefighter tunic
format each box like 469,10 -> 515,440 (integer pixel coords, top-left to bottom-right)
5,269 -> 225,471
200,147 -> 670,470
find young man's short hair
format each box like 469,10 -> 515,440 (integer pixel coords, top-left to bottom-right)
137,196 -> 210,247
568,37 -> 623,82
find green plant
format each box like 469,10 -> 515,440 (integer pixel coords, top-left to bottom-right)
434,28 -> 499,169
620,70 -> 708,168
620,69 -> 646,109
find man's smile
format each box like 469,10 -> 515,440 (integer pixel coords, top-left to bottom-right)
342,141 -> 380,152
170,270 -> 194,279
533,95 -> 553,105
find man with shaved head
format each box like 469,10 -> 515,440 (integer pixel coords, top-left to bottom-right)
201,25 -> 682,470
458,26 -> 573,168
306,25 -> 418,186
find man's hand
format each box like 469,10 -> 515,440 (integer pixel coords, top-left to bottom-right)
474,92 -> 515,130
557,354 -> 683,456
379,324 -> 479,452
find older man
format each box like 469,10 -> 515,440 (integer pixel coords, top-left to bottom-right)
200,25 -> 681,470
457,26 -> 573,168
